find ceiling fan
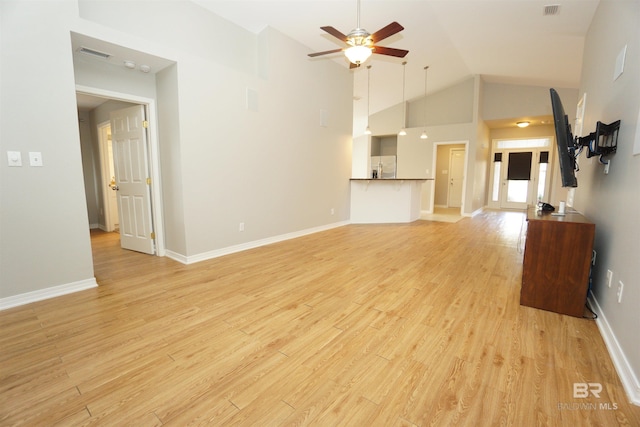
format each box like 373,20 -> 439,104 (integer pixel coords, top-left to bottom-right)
308,0 -> 409,68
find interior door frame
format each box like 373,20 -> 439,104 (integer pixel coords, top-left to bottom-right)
97,120 -> 118,232
488,143 -> 554,210
76,84 -> 165,257
429,141 -> 469,215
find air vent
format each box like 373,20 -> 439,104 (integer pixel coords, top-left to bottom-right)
78,46 -> 111,59
543,4 -> 561,16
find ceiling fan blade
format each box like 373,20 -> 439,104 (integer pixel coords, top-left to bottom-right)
372,46 -> 409,58
320,26 -> 348,41
370,22 -> 404,43
308,48 -> 344,58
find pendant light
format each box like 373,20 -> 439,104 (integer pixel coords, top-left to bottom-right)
365,65 -> 372,135
398,61 -> 407,136
420,66 -> 430,140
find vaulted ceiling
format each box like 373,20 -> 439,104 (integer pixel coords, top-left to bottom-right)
77,1 -> 600,121
194,0 -> 599,114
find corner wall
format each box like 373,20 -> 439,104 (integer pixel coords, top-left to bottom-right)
577,0 -> 640,404
0,1 -> 96,302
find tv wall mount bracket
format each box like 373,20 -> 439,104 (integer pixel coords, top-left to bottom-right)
575,119 -> 621,165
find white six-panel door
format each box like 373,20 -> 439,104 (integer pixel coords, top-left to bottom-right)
110,105 -> 155,254
448,148 -> 465,208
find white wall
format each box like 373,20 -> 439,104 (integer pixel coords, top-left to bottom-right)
408,77 -> 475,127
577,0 -> 640,403
1,0 -> 353,302
156,64 -> 187,256
483,83 -> 578,121
0,1 -> 96,300
79,1 -> 353,259
78,110 -> 99,227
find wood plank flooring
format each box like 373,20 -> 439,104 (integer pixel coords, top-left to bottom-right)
1,210 -> 639,426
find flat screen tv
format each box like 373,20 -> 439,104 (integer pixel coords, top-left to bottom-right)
550,88 -> 578,187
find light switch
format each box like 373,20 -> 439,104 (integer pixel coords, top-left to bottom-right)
29,152 -> 43,167
7,151 -> 22,167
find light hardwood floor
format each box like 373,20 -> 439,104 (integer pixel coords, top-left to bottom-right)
1,210 -> 639,426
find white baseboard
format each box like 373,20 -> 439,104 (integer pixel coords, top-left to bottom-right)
0,278 -> 98,311
467,207 -> 484,217
166,220 -> 350,265
588,292 -> 640,406
165,250 -> 189,264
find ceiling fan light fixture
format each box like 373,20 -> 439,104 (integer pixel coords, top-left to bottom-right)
345,45 -> 372,65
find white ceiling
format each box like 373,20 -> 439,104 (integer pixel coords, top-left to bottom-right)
77,0 -> 600,121
193,0 -> 599,115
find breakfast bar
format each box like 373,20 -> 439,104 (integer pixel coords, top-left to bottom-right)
350,178 -> 431,224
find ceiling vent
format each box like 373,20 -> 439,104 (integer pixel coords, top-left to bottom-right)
78,46 -> 111,60
543,4 -> 561,16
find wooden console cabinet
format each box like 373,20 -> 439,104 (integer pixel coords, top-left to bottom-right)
520,208 -> 595,317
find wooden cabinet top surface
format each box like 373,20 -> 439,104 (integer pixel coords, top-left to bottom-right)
527,207 -> 594,225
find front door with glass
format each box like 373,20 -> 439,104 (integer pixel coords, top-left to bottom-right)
489,137 -> 552,210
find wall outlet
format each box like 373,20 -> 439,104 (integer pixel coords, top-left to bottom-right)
606,270 -> 613,288
330,208 -> 335,215
29,151 -> 43,167
617,281 -> 624,303
239,222 -> 245,232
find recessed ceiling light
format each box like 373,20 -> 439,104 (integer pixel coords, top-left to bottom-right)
517,121 -> 530,128
124,60 -> 136,69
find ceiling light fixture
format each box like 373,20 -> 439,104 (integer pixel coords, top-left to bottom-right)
365,65 -> 372,135
344,0 -> 373,66
124,60 -> 136,69
517,121 -> 530,128
420,66 -> 430,140
345,45 -> 372,66
398,61 -> 407,136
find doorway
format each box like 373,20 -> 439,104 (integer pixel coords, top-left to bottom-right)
488,137 -> 553,210
97,121 -> 119,232
431,142 -> 468,215
76,85 -> 165,257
